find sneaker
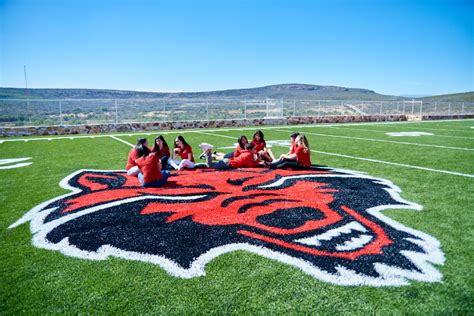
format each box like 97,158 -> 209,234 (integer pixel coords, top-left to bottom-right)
200,143 -> 214,152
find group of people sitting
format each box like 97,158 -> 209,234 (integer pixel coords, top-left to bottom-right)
125,130 -> 311,188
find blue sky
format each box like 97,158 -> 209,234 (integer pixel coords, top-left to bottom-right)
1,0 -> 473,95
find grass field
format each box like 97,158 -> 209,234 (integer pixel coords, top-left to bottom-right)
1,119 -> 473,313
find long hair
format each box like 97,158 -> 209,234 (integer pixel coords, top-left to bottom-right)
238,135 -> 248,149
174,135 -> 189,149
296,134 -> 309,150
136,138 -> 147,147
136,144 -> 151,158
253,130 -> 266,145
290,132 -> 300,140
153,135 -> 169,153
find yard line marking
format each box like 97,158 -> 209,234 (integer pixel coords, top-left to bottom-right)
195,131 -> 236,139
274,129 -> 474,152
109,135 -> 134,147
198,130 -> 474,178
0,157 -> 33,170
310,126 -> 474,140
313,150 -> 474,178
371,125 -> 474,132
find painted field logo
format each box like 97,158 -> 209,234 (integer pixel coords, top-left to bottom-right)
10,167 -> 444,286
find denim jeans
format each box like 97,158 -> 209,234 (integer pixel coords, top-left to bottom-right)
138,170 -> 170,187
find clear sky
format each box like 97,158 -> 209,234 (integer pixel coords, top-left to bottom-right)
1,0 -> 473,95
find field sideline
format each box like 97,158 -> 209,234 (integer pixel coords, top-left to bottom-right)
1,119 -> 473,313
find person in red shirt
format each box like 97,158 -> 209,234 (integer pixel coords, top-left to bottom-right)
269,134 -> 311,170
168,135 -> 195,170
135,144 -> 170,187
206,135 -> 248,161
288,132 -> 300,155
251,130 -> 275,163
151,135 -> 171,170
205,143 -> 261,169
126,138 -> 148,176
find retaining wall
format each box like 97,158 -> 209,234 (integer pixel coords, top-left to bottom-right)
1,114 -> 473,137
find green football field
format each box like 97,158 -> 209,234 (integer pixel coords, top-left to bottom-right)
1,119 -> 473,314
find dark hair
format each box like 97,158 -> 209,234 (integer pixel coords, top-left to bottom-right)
237,135 -> 248,149
245,143 -> 255,150
136,144 -> 151,158
290,132 -> 300,139
174,135 -> 189,148
153,135 -> 169,153
136,138 -> 147,146
253,130 -> 265,142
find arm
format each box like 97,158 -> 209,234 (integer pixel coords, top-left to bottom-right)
173,148 -> 180,159
281,153 -> 297,161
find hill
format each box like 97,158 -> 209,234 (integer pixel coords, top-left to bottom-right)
0,84 -> 403,100
420,91 -> 474,102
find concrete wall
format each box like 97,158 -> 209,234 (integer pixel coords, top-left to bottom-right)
1,114 -> 473,137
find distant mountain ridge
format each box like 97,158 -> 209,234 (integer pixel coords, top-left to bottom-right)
0,83 -> 472,101
0,84 -> 401,101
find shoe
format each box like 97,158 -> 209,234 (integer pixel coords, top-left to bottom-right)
200,143 -> 214,151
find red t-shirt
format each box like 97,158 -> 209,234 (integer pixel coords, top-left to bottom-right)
151,145 -> 170,158
295,146 -> 311,168
229,150 -> 259,168
234,145 -> 244,157
289,142 -> 297,155
251,140 -> 266,153
176,144 -> 194,162
136,153 -> 162,183
126,148 -> 139,170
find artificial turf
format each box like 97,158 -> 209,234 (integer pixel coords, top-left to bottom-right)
1,119 -> 473,313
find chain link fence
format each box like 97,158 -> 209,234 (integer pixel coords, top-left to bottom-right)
0,98 -> 472,127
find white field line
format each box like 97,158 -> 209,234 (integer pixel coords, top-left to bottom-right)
274,129 -> 474,152
109,135 -> 134,147
310,126 -> 474,140
197,130 -> 474,178
1,118 -> 473,143
367,124 -> 474,132
313,150 -> 474,178
195,131 -> 236,139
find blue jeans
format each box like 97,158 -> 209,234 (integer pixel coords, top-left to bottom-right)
224,151 -> 234,159
138,170 -> 170,187
160,156 -> 169,170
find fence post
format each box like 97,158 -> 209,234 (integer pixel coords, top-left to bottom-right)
244,101 -> 247,120
163,101 -> 166,122
397,101 -> 400,114
59,100 -> 63,126
114,99 -> 118,124
419,101 -> 423,116
293,100 -> 296,117
462,102 -> 464,114
27,99 -> 31,125
206,101 -> 209,121
448,102 -> 451,114
318,100 -> 321,116
411,100 -> 414,114
379,103 -> 382,115
434,101 -> 437,114
266,98 -> 269,117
